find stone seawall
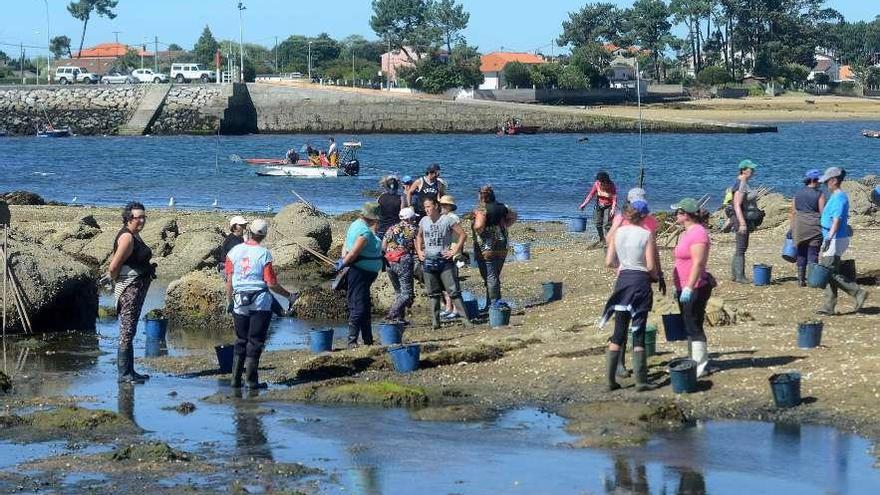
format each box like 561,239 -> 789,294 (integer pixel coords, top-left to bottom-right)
0,86 -> 146,135
150,85 -> 226,135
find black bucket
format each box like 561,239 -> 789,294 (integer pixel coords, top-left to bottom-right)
769,372 -> 802,408
668,357 -> 698,394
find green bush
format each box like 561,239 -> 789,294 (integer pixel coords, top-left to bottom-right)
502,61 -> 532,89
696,66 -> 732,86
748,85 -> 765,97
558,66 -> 588,90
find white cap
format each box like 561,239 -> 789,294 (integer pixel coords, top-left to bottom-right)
228,215 -> 249,227
249,218 -> 269,236
399,207 -> 416,220
627,188 -> 646,203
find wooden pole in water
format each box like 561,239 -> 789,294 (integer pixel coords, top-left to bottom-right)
2,224 -> 7,374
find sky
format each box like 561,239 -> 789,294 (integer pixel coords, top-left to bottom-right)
1,1 -> 877,58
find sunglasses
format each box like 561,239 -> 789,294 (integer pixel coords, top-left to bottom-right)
131,215 -> 147,220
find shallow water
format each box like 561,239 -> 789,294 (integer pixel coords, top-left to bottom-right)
2,287 -> 879,493
3,121 -> 880,219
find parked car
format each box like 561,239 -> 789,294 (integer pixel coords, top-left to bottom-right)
101,71 -> 137,85
131,68 -> 169,84
170,63 -> 215,83
53,66 -> 99,85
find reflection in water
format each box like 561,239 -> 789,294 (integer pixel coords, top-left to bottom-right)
232,392 -> 273,461
676,468 -> 706,495
605,456 -> 650,495
117,382 -> 136,424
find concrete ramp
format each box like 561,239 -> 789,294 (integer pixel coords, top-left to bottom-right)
117,84 -> 171,136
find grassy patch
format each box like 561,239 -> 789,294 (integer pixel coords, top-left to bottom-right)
285,380 -> 429,407
0,407 -> 141,442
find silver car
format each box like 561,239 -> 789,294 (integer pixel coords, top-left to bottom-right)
101,71 -> 138,84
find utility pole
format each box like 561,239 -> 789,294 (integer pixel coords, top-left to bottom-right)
237,2 -> 246,83
386,38 -> 391,91
308,41 -> 312,82
43,0 -> 50,85
113,31 -> 121,43
20,43 -> 24,83
351,50 -> 355,87
274,35 -> 278,73
154,36 -> 159,73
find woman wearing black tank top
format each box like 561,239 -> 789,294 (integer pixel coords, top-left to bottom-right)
108,202 -> 155,384
789,169 -> 825,286
407,164 -> 445,216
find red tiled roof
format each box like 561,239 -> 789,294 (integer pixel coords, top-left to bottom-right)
75,42 -> 152,58
480,52 -> 545,73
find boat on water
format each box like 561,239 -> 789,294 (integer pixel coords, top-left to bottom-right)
497,119 -> 539,135
37,127 -> 72,138
236,141 -> 362,178
863,130 -> 880,139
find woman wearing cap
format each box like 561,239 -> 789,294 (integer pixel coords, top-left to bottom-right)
472,185 -> 516,307
728,159 -> 760,283
225,219 -> 297,389
217,216 -> 249,276
400,176 -> 414,206
579,171 -> 617,246
339,203 -> 384,346
671,198 -> 714,378
383,207 -> 418,322
407,164 -> 445,217
377,176 -> 402,240
108,201 -> 156,384
600,200 -> 659,391
789,170 -> 825,286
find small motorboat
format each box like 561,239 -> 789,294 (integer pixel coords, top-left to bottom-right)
496,121 -> 540,136
256,164 -> 341,178
37,127 -> 71,138
232,142 -> 361,177
862,130 -> 880,139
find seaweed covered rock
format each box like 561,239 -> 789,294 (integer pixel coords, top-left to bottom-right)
2,230 -> 97,333
842,180 -> 876,216
272,235 -> 323,271
270,202 -> 332,253
1,191 -> 46,206
292,286 -> 347,320
164,270 -> 229,329
754,193 -> 789,230
155,227 -> 224,279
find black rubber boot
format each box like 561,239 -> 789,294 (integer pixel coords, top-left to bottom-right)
230,354 -> 245,388
128,345 -> 150,381
117,346 -> 144,384
616,340 -> 631,378
605,350 -> 621,391
244,357 -> 267,390
633,350 -> 657,392
797,265 -> 807,287
430,297 -> 443,330
452,298 -> 474,327
731,255 -> 748,284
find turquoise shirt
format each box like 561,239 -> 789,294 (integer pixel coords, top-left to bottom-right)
821,190 -> 849,240
344,219 -> 383,272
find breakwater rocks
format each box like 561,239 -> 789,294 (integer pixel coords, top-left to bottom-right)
0,86 -> 145,136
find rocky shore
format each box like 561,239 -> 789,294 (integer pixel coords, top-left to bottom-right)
2,178 -> 880,453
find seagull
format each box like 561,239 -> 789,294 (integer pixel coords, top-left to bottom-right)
169,197 -> 176,208
71,196 -> 77,204
212,198 -> 219,208
266,204 -> 273,213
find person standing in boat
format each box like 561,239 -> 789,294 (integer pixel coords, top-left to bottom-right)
789,169 -> 825,287
328,137 -> 338,166
107,202 -> 156,384
578,171 -> 617,246
407,164 -> 446,218
377,176 -> 402,240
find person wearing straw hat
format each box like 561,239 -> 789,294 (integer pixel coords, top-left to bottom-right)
225,219 -> 297,389
439,194 -> 463,319
377,176 -> 402,240
383,206 -> 418,322
217,215 -> 249,276
816,167 -> 868,315
789,169 -> 825,287
671,198 -> 715,378
726,159 -> 761,283
338,202 -> 385,347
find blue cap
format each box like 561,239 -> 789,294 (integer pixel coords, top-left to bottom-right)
738,159 -> 759,170
631,200 -> 649,214
401,175 -> 413,184
804,169 -> 822,180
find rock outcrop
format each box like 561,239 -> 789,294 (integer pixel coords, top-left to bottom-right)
270,203 -> 333,253
164,270 -> 229,329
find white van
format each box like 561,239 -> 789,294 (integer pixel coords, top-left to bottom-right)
53,66 -> 99,85
170,63 -> 215,83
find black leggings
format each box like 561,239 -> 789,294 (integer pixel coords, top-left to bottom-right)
233,310 -> 272,358
678,285 -> 711,342
610,310 -> 645,348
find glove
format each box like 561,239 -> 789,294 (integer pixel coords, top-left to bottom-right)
226,301 -> 234,314
658,277 -> 667,297
333,258 -> 347,273
821,239 -> 831,254
679,287 -> 693,304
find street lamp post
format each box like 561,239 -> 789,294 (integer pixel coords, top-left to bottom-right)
307,41 -> 312,82
43,0 -> 50,85
237,2 -> 246,83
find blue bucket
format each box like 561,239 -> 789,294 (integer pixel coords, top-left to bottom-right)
513,243 -> 530,262
388,344 -> 421,373
542,282 -> 562,303
568,217 -> 587,232
214,344 -> 234,373
668,358 -> 698,394
144,318 -> 168,340
797,322 -> 823,348
309,329 -> 334,353
462,299 -> 479,320
753,264 -> 772,286
145,338 -> 167,358
489,306 -> 511,328
807,263 -> 831,289
769,372 -> 801,408
781,237 -> 797,263
379,323 -> 403,345
662,314 -> 688,342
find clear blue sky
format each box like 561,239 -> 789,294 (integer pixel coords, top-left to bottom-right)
1,1 -> 877,57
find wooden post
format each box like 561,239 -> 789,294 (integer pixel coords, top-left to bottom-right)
2,224 -> 6,373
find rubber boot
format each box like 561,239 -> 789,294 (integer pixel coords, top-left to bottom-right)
127,345 -> 150,381
797,265 -> 807,287
451,297 -> 474,327
117,346 -> 144,384
244,357 -> 267,390
731,255 -> 748,284
616,342 -> 631,378
692,341 -> 709,378
230,354 -> 245,388
430,297 -> 443,330
633,350 -> 657,392
605,350 -> 621,391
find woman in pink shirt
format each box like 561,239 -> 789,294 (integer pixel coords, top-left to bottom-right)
671,198 -> 714,378
578,171 -> 617,246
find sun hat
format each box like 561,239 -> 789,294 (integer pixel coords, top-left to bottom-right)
360,202 -> 380,220
627,187 -> 646,203
228,215 -> 249,227
738,159 -> 759,170
671,198 -> 699,213
818,166 -> 843,183
804,169 -> 822,180
399,207 -> 416,220
631,200 -> 649,215
249,218 -> 269,236
438,195 -> 457,208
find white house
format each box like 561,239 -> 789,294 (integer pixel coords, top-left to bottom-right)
478,52 -> 545,90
